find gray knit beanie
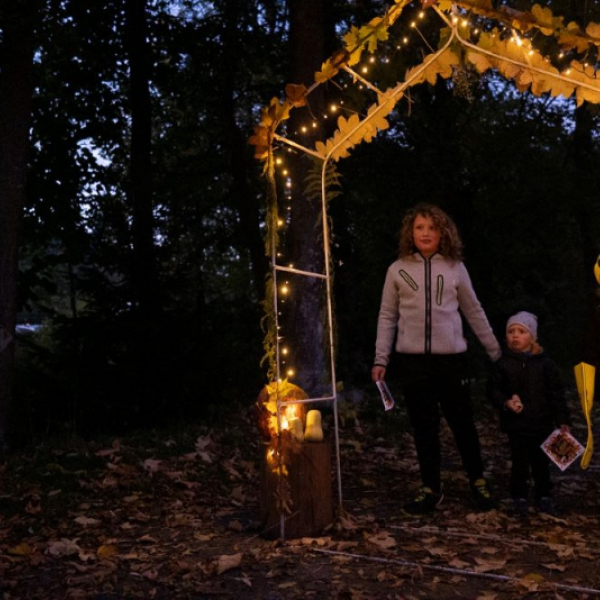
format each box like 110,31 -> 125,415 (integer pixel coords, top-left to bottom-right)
506,311 -> 538,340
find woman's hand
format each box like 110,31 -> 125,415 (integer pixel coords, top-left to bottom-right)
505,394 -> 523,413
371,365 -> 386,383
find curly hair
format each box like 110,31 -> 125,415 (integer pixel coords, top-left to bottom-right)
399,203 -> 464,260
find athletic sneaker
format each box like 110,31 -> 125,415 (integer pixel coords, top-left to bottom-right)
470,478 -> 497,511
402,487 -> 443,515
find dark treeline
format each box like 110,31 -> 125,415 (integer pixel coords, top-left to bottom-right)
1,0 -> 600,446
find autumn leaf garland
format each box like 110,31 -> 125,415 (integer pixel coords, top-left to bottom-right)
250,0 -> 600,166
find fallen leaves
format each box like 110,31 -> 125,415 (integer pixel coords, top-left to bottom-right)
1,407 -> 600,599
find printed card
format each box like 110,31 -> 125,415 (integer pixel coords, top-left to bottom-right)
375,380 -> 395,411
540,429 -> 584,471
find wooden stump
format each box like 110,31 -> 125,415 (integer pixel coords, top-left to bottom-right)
260,437 -> 333,539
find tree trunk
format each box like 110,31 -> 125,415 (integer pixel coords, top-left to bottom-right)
0,0 -> 38,451
125,0 -> 158,316
221,0 -> 268,302
285,0 -> 330,397
260,437 -> 333,539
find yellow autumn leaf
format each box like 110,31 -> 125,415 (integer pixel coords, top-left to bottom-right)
314,140 -> 329,158
97,544 -> 118,559
586,22 -> 600,41
576,86 -> 600,107
564,21 -> 588,53
515,68 -> 533,89
343,26 -> 364,66
547,77 -> 574,99
8,542 -> 32,556
315,58 -> 341,83
419,47 -> 460,85
531,4 -> 561,36
467,51 -> 493,74
530,72 -> 555,96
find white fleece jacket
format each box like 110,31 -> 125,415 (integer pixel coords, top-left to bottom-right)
374,253 -> 501,366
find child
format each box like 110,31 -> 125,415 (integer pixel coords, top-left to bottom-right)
371,203 -> 501,514
488,311 -> 570,516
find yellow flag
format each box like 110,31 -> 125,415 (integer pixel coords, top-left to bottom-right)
574,362 -> 595,469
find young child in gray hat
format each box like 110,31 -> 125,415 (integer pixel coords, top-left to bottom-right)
488,311 -> 571,517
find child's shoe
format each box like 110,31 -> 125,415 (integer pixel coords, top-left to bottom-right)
512,497 -> 529,518
470,478 -> 497,511
402,487 -> 443,515
537,496 -> 559,516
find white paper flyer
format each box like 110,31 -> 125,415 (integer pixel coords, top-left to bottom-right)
375,380 -> 395,411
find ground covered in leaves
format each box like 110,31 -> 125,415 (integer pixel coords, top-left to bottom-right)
1,392 -> 600,600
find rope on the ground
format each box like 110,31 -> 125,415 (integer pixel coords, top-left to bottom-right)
390,524 -> 600,555
305,547 -> 600,596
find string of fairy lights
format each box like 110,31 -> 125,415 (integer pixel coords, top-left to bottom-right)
269,3 -> 600,385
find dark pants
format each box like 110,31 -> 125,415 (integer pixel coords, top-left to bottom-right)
508,433 -> 552,500
398,353 -> 484,494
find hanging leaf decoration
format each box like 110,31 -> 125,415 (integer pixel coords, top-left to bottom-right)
251,0 -> 600,166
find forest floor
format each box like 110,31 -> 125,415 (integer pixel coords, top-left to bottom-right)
1,390 -> 600,600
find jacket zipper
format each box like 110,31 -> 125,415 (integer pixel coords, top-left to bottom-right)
424,256 -> 431,353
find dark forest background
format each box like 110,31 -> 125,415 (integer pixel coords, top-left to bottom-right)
2,0 -> 600,448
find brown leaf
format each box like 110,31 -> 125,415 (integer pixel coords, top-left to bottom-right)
542,563 -> 567,572
74,516 -> 101,527
216,552 -> 243,575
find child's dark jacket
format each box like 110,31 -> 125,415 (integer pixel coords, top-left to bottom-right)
488,345 -> 570,436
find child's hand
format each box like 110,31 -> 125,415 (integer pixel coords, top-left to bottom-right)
505,394 -> 523,413
560,424 -> 570,433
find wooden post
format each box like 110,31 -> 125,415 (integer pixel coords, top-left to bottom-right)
260,436 -> 333,539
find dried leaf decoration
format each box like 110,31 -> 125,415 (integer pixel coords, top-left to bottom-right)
531,4 -> 563,36
249,97 -> 292,161
342,26 -> 366,68
315,92 -> 397,162
462,30 -> 600,103
253,0 -> 600,172
586,21 -> 600,42
285,83 -> 307,108
360,17 -> 390,54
